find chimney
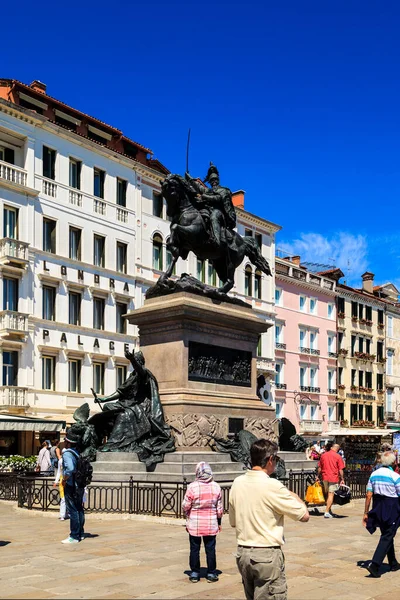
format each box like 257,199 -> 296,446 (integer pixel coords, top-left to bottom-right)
232,190 -> 245,209
30,80 -> 47,94
362,271 -> 374,294
291,255 -> 301,266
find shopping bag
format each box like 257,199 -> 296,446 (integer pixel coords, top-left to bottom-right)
304,482 -> 325,505
334,485 -> 351,506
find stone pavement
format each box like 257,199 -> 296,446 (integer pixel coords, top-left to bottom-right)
1,500 -> 400,599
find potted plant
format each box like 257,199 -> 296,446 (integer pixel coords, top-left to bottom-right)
338,312 -> 345,319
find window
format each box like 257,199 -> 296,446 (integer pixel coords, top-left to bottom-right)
42,356 -> 55,390
387,389 -> 393,412
207,262 -> 217,286
337,297 -> 345,314
309,297 -> 317,315
93,363 -> 104,395
117,365 -> 127,388
299,296 -> 306,312
328,370 -> 334,390
153,192 -> 163,218
275,363 -> 282,385
152,234 -> 163,270
275,287 -> 282,306
255,233 -> 262,249
43,217 -> 56,253
254,270 -> 262,299
377,341 -> 384,361
3,277 -> 18,311
328,303 -> 334,319
366,338 -> 371,354
328,334 -> 335,354
299,328 -> 306,349
244,265 -> 252,296
43,286 -> 56,321
358,405 -> 364,420
350,403 -> 358,424
93,234 -> 105,267
93,297 -> 105,330
378,310 -> 384,326
310,405 -> 318,420
69,158 -> 81,189
365,405 -> 372,421
377,373 -> 383,391
309,331 -> 317,350
197,259 -> 206,283
366,371 -> 372,388
351,335 -> 356,356
0,146 -> 15,164
257,336 -> 262,357
338,366 -> 343,385
387,350 -> 394,376
351,301 -> 358,318
300,404 -> 307,419
116,302 -> 127,334
245,228 -> 252,237
338,402 -> 344,421
328,405 -> 335,421
68,360 -> 81,393
275,402 -> 283,418
2,351 -> 18,386
93,168 -> 105,198
358,370 -> 364,388
351,369 -> 357,387
116,241 -> 127,273
69,292 -> 81,326
69,227 -> 81,261
366,305 -> 372,321
116,178 -> 127,207
300,366 -> 306,387
388,316 -> 393,337
43,146 -> 56,180
275,324 -> 282,344
3,206 -> 18,239
338,332 -> 343,350
358,337 -> 364,353
358,303 -> 364,319
310,367 -> 317,388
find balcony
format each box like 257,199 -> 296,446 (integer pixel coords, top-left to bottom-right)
386,412 -> 396,421
94,199 -> 106,215
299,346 -> 311,354
256,357 -> 275,374
0,310 -> 29,339
327,420 -> 341,431
0,159 -> 27,188
117,207 -> 128,223
300,419 -> 323,433
69,190 -> 82,207
275,383 -> 287,390
0,238 -> 29,269
310,349 -> 320,356
276,343 -> 286,350
328,352 -> 338,358
0,386 -> 27,408
42,178 -> 57,198
300,385 -> 320,393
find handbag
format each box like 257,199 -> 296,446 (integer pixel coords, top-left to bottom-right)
304,482 -> 325,505
334,484 -> 351,506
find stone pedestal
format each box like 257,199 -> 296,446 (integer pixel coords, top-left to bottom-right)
127,292 -> 275,448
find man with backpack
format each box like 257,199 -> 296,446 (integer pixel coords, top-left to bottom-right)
61,429 -> 92,544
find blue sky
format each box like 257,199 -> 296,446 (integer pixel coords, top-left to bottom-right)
3,1 -> 400,287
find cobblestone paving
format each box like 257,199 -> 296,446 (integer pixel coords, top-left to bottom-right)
1,499 -> 400,599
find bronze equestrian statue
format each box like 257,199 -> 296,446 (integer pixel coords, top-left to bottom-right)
157,164 -> 271,295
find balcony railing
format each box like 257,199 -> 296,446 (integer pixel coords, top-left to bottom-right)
276,343 -> 286,350
310,349 -> 320,356
94,199 -> 106,215
69,190 -> 82,207
386,412 -> 396,421
42,178 -> 57,198
327,421 -> 340,431
300,385 -> 320,393
0,310 -> 28,335
275,383 -> 287,390
300,419 -> 323,433
299,347 -> 311,354
0,386 -> 27,407
0,238 -> 29,265
328,388 -> 337,395
117,207 -> 128,223
328,352 -> 338,358
0,160 -> 27,187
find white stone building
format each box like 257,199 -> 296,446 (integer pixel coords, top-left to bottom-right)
0,79 -> 278,454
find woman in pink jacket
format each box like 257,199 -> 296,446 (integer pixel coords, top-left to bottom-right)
182,461 -> 223,583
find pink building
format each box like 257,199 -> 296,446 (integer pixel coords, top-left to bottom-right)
274,256 -> 340,437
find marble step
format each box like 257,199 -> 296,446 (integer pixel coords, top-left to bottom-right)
95,451 -> 236,464
91,470 -> 243,483
92,459 -> 246,475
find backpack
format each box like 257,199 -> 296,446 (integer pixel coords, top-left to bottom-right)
64,449 -> 93,488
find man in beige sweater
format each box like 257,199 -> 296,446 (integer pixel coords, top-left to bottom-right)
229,439 -> 309,600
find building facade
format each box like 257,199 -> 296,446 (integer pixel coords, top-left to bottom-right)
274,256 -> 339,435
0,78 -> 279,453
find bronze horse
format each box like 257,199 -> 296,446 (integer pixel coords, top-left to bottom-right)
160,174 -> 271,294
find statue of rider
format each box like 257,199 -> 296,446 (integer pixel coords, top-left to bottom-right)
185,163 -> 236,249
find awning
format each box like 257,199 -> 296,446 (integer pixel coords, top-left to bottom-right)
0,414 -> 66,432
333,428 -> 393,437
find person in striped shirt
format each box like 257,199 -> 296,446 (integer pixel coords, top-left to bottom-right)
182,461 -> 223,583
363,451 -> 400,577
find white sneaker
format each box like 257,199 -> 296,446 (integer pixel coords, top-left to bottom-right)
324,512 -> 333,519
61,536 -> 79,544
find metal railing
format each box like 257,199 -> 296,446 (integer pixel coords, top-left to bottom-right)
0,469 -> 371,515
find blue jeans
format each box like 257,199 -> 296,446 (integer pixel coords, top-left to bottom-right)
64,485 -> 85,541
189,534 -> 217,575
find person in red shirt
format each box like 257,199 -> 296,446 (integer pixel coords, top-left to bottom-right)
317,443 -> 345,518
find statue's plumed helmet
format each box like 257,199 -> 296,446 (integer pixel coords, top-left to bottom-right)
135,351 -> 145,365
204,162 -> 219,184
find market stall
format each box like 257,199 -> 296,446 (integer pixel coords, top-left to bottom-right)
333,429 -> 393,471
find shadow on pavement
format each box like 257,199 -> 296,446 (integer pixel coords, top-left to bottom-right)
0,541 -> 10,547
357,560 -> 391,575
184,568 -> 222,578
